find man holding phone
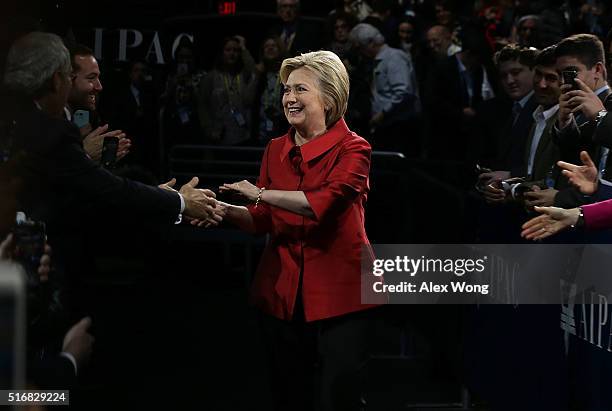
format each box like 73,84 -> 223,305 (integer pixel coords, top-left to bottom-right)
553,34 -> 612,208
67,45 -> 131,165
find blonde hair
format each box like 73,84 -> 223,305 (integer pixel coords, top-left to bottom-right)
279,50 -> 349,127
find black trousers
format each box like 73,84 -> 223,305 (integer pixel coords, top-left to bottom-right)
259,306 -> 375,411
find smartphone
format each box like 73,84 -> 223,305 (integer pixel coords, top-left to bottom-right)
562,70 -> 578,91
12,220 -> 46,287
101,136 -> 119,169
0,262 -> 26,391
73,110 -> 90,128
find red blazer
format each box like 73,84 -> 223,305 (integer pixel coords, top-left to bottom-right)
247,118 -> 380,322
583,199 -> 612,230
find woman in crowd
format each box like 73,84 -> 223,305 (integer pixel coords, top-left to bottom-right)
201,50 -> 381,410
197,36 -> 256,146
252,36 -> 287,145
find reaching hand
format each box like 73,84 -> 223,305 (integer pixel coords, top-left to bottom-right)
188,201 -> 229,228
521,206 -> 580,240
557,151 -> 599,195
180,177 -> 217,220
158,178 -> 177,192
220,180 -> 260,202
62,316 -> 95,370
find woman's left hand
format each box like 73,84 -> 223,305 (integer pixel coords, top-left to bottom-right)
220,180 -> 260,202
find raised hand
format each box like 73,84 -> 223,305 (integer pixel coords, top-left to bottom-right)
566,78 -> 605,121
521,206 -> 580,240
557,151 -> 599,195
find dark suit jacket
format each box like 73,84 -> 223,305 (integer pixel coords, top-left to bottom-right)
522,110 -> 559,182
501,93 -> 538,177
11,105 -> 181,293
423,55 -> 499,160
271,19 -> 324,56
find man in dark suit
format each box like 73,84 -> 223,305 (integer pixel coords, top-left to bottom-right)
476,44 -> 539,186
422,25 -> 499,161
272,0 -> 323,56
3,32 -> 218,307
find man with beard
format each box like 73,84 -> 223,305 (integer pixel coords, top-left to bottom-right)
67,45 -> 131,166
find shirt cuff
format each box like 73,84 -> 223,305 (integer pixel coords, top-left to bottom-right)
60,351 -> 78,376
178,193 -> 186,213
176,193 -> 185,224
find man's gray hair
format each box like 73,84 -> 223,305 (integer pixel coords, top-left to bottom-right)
349,23 -> 385,48
3,32 -> 71,96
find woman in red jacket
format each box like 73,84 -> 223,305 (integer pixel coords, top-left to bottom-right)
210,50 -> 380,410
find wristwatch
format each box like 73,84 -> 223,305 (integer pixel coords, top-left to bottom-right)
571,207 -> 585,229
595,109 -> 608,124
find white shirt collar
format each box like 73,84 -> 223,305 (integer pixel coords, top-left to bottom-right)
516,90 -> 534,108
594,84 -> 610,96
533,104 -> 559,121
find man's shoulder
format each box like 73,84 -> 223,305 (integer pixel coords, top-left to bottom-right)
14,108 -> 79,152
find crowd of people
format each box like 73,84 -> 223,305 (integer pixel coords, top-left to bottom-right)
5,0 -> 612,409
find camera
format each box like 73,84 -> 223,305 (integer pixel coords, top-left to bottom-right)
101,136 -> 119,169
562,70 -> 578,91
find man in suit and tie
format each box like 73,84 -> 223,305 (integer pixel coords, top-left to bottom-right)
423,24 -> 499,161
476,44 -> 538,193
271,0 -> 323,56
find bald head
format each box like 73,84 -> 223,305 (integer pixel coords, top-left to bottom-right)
427,25 -> 452,56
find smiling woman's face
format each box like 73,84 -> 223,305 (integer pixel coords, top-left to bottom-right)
282,67 -> 327,131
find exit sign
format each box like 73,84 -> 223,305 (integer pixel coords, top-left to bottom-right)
218,1 -> 237,15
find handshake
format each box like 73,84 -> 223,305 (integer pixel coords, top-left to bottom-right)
159,177 -> 261,228
158,176 -> 224,227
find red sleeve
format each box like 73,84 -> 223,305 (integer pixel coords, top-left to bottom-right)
247,141 -> 274,234
583,199 -> 612,230
303,137 -> 371,222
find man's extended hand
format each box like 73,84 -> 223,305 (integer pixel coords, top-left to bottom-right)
558,150 -> 599,195
180,177 -> 217,220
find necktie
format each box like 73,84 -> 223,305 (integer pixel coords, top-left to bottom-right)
512,102 -> 522,125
